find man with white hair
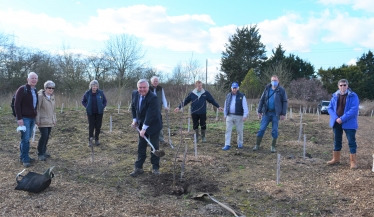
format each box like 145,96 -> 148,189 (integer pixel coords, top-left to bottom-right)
130,79 -> 163,177
14,72 -> 39,167
149,76 -> 169,145
221,82 -> 248,150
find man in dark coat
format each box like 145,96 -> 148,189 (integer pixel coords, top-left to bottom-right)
130,79 -> 163,177
253,75 -> 288,153
15,72 -> 39,167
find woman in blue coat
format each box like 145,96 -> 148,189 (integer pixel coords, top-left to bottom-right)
82,80 -> 107,147
327,79 -> 359,169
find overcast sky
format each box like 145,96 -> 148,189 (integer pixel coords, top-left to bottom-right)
0,0 -> 373,82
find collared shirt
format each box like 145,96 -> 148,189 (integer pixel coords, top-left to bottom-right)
31,87 -> 37,109
229,94 -> 237,114
268,89 -> 275,111
152,86 -> 168,108
134,95 -> 149,130
139,95 -> 144,111
195,90 -> 202,98
224,93 -> 249,117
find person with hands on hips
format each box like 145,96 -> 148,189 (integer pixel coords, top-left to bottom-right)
130,79 -> 163,177
222,82 -> 249,150
253,75 -> 288,153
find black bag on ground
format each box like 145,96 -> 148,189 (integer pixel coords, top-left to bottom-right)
11,85 -> 27,117
15,167 -> 55,193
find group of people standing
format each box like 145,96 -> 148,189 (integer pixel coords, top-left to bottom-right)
130,76 -> 288,176
14,72 -> 107,167
14,72 -> 56,167
14,72 -> 359,173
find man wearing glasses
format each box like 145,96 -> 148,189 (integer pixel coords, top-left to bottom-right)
253,75 -> 288,153
327,79 -> 359,169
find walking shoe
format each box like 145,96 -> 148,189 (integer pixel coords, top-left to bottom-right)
20,158 -> 35,163
44,152 -> 51,158
238,143 -> 243,149
130,168 -> 144,177
152,169 -> 161,175
23,162 -> 31,168
95,140 -> 100,146
222,145 -> 231,150
38,155 -> 46,161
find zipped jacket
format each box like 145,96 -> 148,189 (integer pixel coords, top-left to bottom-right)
82,89 -> 107,115
14,84 -> 38,120
178,88 -> 220,114
36,90 -> 56,127
327,88 -> 359,129
257,84 -> 288,116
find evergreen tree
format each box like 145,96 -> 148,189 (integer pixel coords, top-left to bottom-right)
356,50 -> 374,99
318,65 -> 365,98
262,44 -> 315,81
220,25 -> 267,88
241,69 -> 263,99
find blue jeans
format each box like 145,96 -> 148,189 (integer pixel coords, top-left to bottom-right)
19,117 -> 35,163
333,123 -> 357,154
257,111 -> 279,138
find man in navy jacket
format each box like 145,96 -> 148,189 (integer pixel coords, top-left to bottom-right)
130,79 -> 162,177
174,80 -> 223,143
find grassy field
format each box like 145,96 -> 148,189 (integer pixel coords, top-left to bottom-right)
1,92 -> 374,216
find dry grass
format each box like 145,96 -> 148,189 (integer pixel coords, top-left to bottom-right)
1,93 -> 374,216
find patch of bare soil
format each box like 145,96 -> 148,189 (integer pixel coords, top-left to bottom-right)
1,108 -> 374,216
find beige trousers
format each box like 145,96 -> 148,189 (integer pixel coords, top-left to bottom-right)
225,114 -> 244,146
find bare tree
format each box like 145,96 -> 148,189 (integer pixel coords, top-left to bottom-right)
260,61 -> 291,87
184,52 -> 202,84
0,44 -> 40,92
85,53 -> 111,84
288,78 -> 329,102
168,62 -> 185,85
55,49 -> 87,95
105,34 -> 145,100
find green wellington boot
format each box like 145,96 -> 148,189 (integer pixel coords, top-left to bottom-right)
252,137 -> 263,151
201,130 -> 207,143
270,138 -> 277,153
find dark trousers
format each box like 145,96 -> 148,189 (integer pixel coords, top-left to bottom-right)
87,113 -> 103,140
38,127 -> 52,156
191,113 -> 207,130
135,131 -> 160,170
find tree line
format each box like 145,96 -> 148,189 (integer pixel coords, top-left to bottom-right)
1,26 -> 373,102
218,25 -> 374,101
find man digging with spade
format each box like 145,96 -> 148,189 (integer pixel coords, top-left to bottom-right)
130,79 -> 163,177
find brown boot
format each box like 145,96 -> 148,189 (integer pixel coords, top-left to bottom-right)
350,154 -> 357,169
327,151 -> 340,165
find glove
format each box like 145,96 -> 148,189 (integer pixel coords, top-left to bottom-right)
16,126 -> 26,132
